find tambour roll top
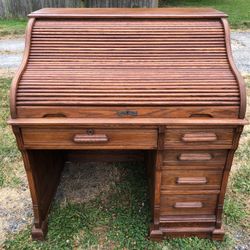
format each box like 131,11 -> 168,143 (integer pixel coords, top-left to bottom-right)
10,8 -> 246,119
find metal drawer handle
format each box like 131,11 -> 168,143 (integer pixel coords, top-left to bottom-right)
174,202 -> 203,209
178,153 -> 213,161
176,177 -> 207,185
73,134 -> 108,143
181,132 -> 217,142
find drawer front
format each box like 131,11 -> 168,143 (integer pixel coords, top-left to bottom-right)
17,106 -> 239,119
165,128 -> 234,149
161,170 -> 223,190
163,150 -> 227,169
22,128 -> 157,149
160,194 -> 218,216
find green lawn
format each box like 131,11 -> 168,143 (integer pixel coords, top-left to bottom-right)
160,0 -> 250,29
0,78 -> 22,188
1,75 -> 250,248
0,19 -> 26,37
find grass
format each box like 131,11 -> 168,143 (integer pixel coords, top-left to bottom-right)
0,78 -> 22,188
160,0 -> 250,29
0,19 -> 26,37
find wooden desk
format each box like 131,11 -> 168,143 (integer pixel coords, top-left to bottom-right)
9,8 -> 247,241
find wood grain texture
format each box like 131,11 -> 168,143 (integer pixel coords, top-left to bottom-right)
221,18 -> 247,119
16,106 -> 240,119
160,194 -> 218,216
21,128 -> 158,149
161,170 -> 223,190
16,17 -> 240,108
165,128 -> 234,149
10,18 -> 35,118
28,8 -> 227,18
8,118 -> 248,126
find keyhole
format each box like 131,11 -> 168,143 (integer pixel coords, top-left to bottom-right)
87,129 -> 94,135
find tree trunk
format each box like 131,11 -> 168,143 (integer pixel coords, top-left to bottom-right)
86,0 -> 158,8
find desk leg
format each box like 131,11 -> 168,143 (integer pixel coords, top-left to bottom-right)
150,126 -> 165,240
21,150 -> 64,240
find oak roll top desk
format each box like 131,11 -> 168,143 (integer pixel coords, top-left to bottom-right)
8,8 -> 247,241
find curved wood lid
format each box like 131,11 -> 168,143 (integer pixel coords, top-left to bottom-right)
10,8 -> 246,119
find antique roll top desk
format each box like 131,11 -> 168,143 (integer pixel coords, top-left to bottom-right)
9,8 -> 247,241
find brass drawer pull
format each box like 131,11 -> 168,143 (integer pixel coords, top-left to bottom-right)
181,132 -> 217,142
178,153 -> 212,161
73,134 -> 108,143
174,202 -> 203,209
176,177 -> 207,185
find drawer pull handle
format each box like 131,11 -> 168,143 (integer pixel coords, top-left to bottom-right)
181,132 -> 217,142
174,202 -> 203,209
43,113 -> 66,118
178,153 -> 212,161
73,134 -> 108,143
176,177 -> 207,185
190,114 -> 213,118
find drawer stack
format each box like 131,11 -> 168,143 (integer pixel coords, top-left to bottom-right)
157,126 -> 235,238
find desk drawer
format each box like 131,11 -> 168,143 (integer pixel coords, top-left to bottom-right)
165,128 -> 233,149
161,170 -> 223,190
160,194 -> 218,216
163,150 -> 227,169
22,128 -> 157,149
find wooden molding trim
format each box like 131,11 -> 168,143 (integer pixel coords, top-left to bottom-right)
10,18 -> 35,119
8,118 -> 249,126
28,8 -> 227,19
221,18 -> 247,119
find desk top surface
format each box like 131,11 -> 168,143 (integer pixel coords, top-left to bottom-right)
29,8 -> 227,19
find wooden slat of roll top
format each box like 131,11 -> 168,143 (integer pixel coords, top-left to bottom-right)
16,18 -> 240,107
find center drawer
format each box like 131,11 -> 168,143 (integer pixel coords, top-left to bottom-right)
21,128 -> 157,149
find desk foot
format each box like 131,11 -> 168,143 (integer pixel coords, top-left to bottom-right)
211,228 -> 225,241
32,220 -> 48,241
149,225 -> 163,241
